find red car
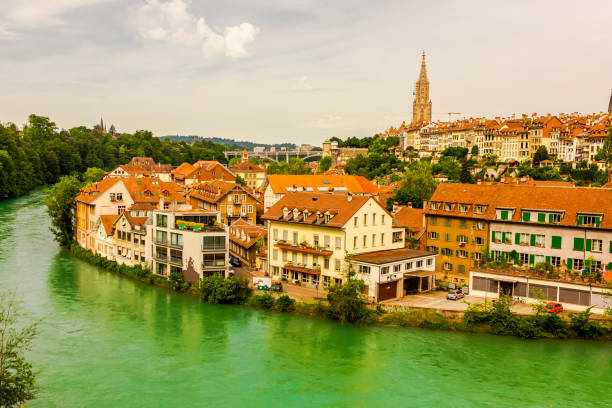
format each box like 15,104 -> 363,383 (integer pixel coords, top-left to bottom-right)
546,302 -> 563,313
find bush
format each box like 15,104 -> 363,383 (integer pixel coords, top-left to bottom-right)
277,295 -> 296,312
250,293 -> 276,309
568,308 -> 604,339
381,310 -> 453,330
375,303 -> 387,315
198,273 -> 251,304
326,280 -> 375,324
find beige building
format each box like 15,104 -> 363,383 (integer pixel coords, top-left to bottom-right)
113,211 -> 148,266
230,150 -> 266,190
262,192 -> 434,300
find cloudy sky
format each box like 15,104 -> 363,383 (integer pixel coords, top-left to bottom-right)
1,0 -> 611,144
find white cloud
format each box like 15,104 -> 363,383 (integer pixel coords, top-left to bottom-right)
293,75 -> 313,91
135,0 -> 259,58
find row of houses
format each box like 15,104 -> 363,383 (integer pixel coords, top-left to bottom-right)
383,112 -> 611,163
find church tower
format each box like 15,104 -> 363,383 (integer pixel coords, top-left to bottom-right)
608,90 -> 612,114
412,51 -> 432,123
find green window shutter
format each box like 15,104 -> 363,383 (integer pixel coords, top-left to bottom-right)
530,234 -> 536,246
577,215 -> 583,225
609,241 -> 612,253
529,254 -> 534,265
522,212 -> 530,222
502,232 -> 506,242
515,233 -> 520,244
490,250 -> 494,259
501,210 -> 508,220
514,252 -> 519,264
586,239 -> 592,252
551,236 -> 561,249
573,238 -> 584,251
491,232 -> 495,242
548,214 -> 554,223
567,258 -> 573,270
609,262 -> 612,271
538,213 -> 546,222
585,259 -> 591,270
545,256 -> 550,264
595,217 -> 601,227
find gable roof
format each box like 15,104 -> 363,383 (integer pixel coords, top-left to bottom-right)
228,220 -> 267,249
186,180 -> 261,204
114,211 -> 148,230
99,214 -> 118,235
230,161 -> 265,172
121,177 -> 187,204
266,175 -> 380,195
393,206 -> 424,232
261,192 -> 384,228
172,162 -> 195,180
75,178 -> 122,204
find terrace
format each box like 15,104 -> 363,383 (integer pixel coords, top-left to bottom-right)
175,215 -> 224,232
275,240 -> 333,256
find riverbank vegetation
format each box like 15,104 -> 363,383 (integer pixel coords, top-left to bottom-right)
0,291 -> 40,407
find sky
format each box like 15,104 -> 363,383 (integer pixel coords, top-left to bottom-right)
1,0 -> 611,145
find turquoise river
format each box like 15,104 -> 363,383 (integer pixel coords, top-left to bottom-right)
0,189 -> 611,407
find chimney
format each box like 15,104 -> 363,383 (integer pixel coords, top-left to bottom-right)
348,195 -> 352,202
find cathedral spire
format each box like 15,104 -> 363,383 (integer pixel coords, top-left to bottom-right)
608,89 -> 612,114
419,51 -> 428,83
412,51 -> 432,124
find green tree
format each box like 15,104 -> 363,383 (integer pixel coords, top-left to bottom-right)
471,145 -> 479,156
459,160 -> 475,183
82,167 -> 105,186
198,273 -> 251,304
0,291 -> 40,407
388,161 -> 437,209
532,146 -> 549,166
326,279 -> 374,323
235,174 -> 247,186
44,175 -> 83,247
317,156 -> 332,173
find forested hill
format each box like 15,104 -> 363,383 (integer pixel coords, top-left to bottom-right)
0,115 -> 227,200
161,135 -> 296,151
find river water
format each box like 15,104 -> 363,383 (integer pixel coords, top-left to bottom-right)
0,189 -> 611,407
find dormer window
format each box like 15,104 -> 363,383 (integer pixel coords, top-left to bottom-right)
282,208 -> 289,218
303,211 -> 309,222
578,214 -> 601,227
443,203 -> 455,211
474,205 -> 487,214
292,208 -> 299,220
496,209 -> 513,220
325,214 -> 331,223
458,204 -> 470,213
429,202 -> 440,210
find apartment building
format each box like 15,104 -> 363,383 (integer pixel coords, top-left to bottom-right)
186,180 -> 261,225
146,209 -> 228,282
262,192 -> 434,300
228,220 -> 267,268
262,174 -> 380,210
113,211 -> 148,266
424,184 -> 494,285
172,161 -> 236,186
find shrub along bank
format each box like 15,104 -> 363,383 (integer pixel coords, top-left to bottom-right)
70,243 -> 610,340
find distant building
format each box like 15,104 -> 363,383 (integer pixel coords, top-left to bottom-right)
230,150 -> 266,189
171,161 -> 236,186
322,140 -> 368,167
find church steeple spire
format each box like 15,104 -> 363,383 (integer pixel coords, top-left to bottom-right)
412,51 -> 432,124
608,89 -> 612,114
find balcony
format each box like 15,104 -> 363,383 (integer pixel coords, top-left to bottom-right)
154,254 -> 168,262
275,241 -> 333,256
169,257 -> 183,266
202,245 -> 226,252
283,263 -> 321,275
176,220 -> 224,232
202,262 -> 226,270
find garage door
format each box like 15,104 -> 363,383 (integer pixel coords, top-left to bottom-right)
379,281 -> 398,301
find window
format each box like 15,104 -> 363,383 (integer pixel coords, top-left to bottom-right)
203,253 -> 225,267
460,220 -> 467,229
522,212 -> 531,222
381,215 -> 385,225
334,259 -> 341,271
393,264 -> 401,273
427,246 -> 438,254
520,233 -> 530,245
381,266 -> 389,275
272,249 -> 278,260
273,229 -> 278,241
241,205 -> 246,214
474,205 -> 487,214
324,258 -> 329,269
301,274 -> 310,283
459,204 -> 470,213
457,250 -> 468,258
323,276 -> 330,286
551,236 -> 562,249
283,230 -> 288,241
354,217 -> 358,227
156,214 -> 167,227
392,231 -> 403,243
473,237 -> 484,246
405,262 -> 413,270
445,218 -> 451,227
155,230 -> 167,244
359,265 -> 371,274
443,203 -> 454,211
473,221 -> 486,230
592,239 -> 602,252
248,205 -> 253,214
549,213 -> 561,224
335,237 -> 342,249
537,213 -> 546,223
444,233 -> 451,242
573,258 -> 584,270
579,215 -> 600,227
372,213 -> 377,226
372,234 -> 376,247
118,206 -> 126,214
170,233 -> 183,248
312,275 -> 320,285
429,202 -> 440,210
458,265 -> 466,274
456,235 -> 468,244
324,236 -> 330,248
293,232 -> 298,244
551,256 -> 561,268
241,194 -> 246,202
430,216 -> 437,226
292,252 -> 297,262
573,238 -> 584,251
363,235 -> 367,247
499,210 -> 510,220
272,266 -> 279,276
426,258 -> 433,266
519,253 -> 529,265
428,232 -> 439,240
534,255 -> 545,264
473,252 -> 481,261
380,233 -> 385,246
203,236 -> 225,250
441,248 -> 453,256
363,214 -> 368,226
443,262 -> 453,271
353,236 -> 358,249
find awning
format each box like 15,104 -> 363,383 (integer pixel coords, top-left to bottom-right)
496,277 -> 519,283
404,270 -> 435,278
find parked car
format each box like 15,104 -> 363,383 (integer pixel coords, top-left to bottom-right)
229,257 -> 242,267
546,302 -> 563,313
270,283 -> 283,293
446,290 -> 464,300
227,265 -> 234,276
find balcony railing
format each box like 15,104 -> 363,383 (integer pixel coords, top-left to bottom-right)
202,262 -> 226,269
283,263 -> 321,275
154,254 -> 168,262
275,241 -> 333,256
169,257 -> 183,266
202,245 -> 226,252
